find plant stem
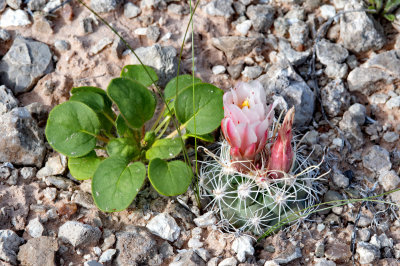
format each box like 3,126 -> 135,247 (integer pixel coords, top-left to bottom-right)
154,115 -> 171,134
166,124 -> 187,139
151,104 -> 167,131
81,130 -> 109,143
102,111 -> 116,125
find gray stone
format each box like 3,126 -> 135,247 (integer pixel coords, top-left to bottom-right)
43,187 -> 57,201
340,2 -> 385,53
17,236 -> 58,266
362,145 -> 391,174
332,171 -> 349,188
37,153 -> 67,178
26,217 -> 44,238
259,59 -> 315,127
58,221 -> 101,247
316,39 -> 348,65
369,93 -> 389,105
124,2 -> 141,18
90,37 -> 113,55
204,0 -> 234,18
0,107 -> 45,167
218,257 -> 237,266
45,176 -> 74,190
0,37 -> 53,94
170,250 -> 205,266
383,131 -> 399,143
284,5 -> 305,22
81,17 -> 94,34
358,228 -> 371,242
242,66 -> 263,79
321,79 -> 349,117
356,242 -> 380,264
99,248 -> 116,263
27,0 -> 46,11
146,26 -> 160,42
111,38 -> 126,59
115,227 -> 157,265
278,39 -> 311,66
379,170 -> 400,191
324,190 -> 343,204
364,49 -> 400,77
0,85 -> 18,115
130,44 -> 177,86
378,234 -> 394,248
0,0 -> 5,12
195,248 -> 210,262
320,4 -> 336,20
54,40 -> 70,52
0,29 -> 11,42
0,8 -> 31,27
324,242 -> 351,262
315,241 -> 325,258
348,103 -> 366,125
232,235 -> 254,263
386,96 -> 400,109
324,63 -> 348,79
314,258 -> 336,266
168,3 -> 188,15
71,191 -> 96,209
188,238 -> 203,249
6,0 -> 21,10
20,167 -> 36,180
227,63 -> 244,79
273,247 -> 302,264
159,241 -> 174,259
289,21 -> 308,48
347,67 -> 394,95
0,229 -> 24,265
84,261 -> 102,266
90,0 -> 119,13
146,213 -> 180,242
211,36 -> 263,62
246,4 -> 275,32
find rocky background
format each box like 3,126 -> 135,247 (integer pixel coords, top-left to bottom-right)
0,0 -> 400,265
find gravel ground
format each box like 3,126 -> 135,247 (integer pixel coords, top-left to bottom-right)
0,0 -> 400,265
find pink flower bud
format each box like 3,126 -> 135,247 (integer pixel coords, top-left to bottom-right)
221,81 -> 276,163
268,107 -> 295,178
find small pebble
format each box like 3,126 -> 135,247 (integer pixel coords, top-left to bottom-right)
212,65 -> 226,75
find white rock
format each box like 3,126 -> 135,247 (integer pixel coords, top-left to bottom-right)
378,234 -> 393,248
146,213 -> 180,242
26,217 -> 44,238
236,20 -> 252,35
317,224 -> 325,232
160,32 -> 172,42
232,235 -> 254,263
37,153 -> 67,178
58,221 -> 101,247
212,65 -> 226,75
99,249 -> 116,263
188,238 -> 203,249
386,96 -> 400,109
123,2 -> 141,18
332,138 -> 343,147
218,257 -> 237,266
379,170 -> 400,191
370,234 -> 381,249
193,211 -> 217,227
320,5 -> 336,20
195,248 -> 210,261
383,131 -> 399,143
90,37 -> 113,55
93,246 -> 102,256
314,258 -> 336,266
134,27 -> 148,35
357,242 -> 380,264
0,8 -> 31,27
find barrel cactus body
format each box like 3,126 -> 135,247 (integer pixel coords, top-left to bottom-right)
200,80 -> 324,235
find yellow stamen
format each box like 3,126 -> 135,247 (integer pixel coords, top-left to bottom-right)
241,99 -> 250,108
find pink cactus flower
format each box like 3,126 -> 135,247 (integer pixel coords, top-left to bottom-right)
221,81 -> 276,163
268,107 -> 295,178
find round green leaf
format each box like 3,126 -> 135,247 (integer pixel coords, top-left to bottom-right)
92,158 -> 146,212
164,75 -> 202,100
70,91 -> 105,112
121,65 -> 158,87
107,78 -> 156,128
146,138 -> 182,160
45,101 -> 101,157
68,151 -> 103,180
106,138 -> 140,160
148,158 -> 192,196
175,83 -> 224,135
71,86 -> 112,107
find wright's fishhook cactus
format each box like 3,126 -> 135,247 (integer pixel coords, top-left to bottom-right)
200,81 -> 324,235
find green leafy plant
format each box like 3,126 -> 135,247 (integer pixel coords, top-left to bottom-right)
367,0 -> 400,21
46,65 -> 223,212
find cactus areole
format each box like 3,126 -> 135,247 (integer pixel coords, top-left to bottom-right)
200,81 -> 323,235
